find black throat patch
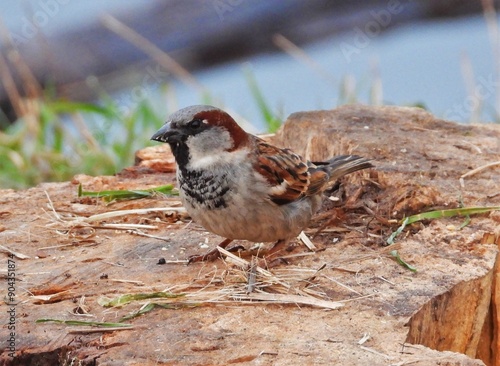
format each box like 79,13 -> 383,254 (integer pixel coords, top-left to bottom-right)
178,167 -> 230,210
169,141 -> 190,169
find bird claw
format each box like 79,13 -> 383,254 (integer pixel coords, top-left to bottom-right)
187,249 -> 221,264
255,256 -> 289,269
186,238 -> 290,268
187,239 -> 243,264
187,238 -> 235,264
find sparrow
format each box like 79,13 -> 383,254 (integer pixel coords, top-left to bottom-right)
151,105 -> 373,264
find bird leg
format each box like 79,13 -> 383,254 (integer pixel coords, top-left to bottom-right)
188,238 -> 295,268
256,239 -> 292,268
187,238 -> 233,263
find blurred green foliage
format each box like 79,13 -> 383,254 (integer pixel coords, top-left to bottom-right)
0,96 -> 164,189
0,72 -> 282,189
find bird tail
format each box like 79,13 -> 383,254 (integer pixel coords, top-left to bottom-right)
323,155 -> 373,181
310,155 -> 373,186
306,155 -> 373,196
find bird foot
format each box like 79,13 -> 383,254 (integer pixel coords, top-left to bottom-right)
187,238 -> 236,264
187,248 -> 221,263
187,238 -> 294,267
254,255 -> 289,269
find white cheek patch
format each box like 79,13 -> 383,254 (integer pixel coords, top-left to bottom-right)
186,128 -> 232,164
189,155 -> 223,169
188,146 -> 248,170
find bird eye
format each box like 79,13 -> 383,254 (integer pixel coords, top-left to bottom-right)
189,119 -> 202,129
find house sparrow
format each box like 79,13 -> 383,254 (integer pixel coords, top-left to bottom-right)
151,105 -> 373,264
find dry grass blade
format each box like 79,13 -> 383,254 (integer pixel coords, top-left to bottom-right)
359,346 -> 393,360
44,191 -> 64,222
217,247 -> 342,305
32,290 -> 72,304
323,275 -> 363,296
329,243 -> 402,268
459,51 -> 481,122
358,333 -> 371,345
234,292 -> 343,310
298,231 -> 317,251
101,14 -> 203,92
481,0 -> 500,112
460,161 -> 500,187
84,207 -> 186,223
123,229 -> 171,242
247,262 -> 257,293
109,279 -> 145,286
218,247 -> 296,290
0,244 -> 30,259
97,224 -> 157,230
0,21 -> 41,99
0,51 -> 23,117
99,248 -> 350,316
273,33 -> 336,86
44,191 -> 184,226
339,293 -> 378,303
68,326 -> 137,334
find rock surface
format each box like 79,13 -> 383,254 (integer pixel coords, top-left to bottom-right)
1,104 -> 499,366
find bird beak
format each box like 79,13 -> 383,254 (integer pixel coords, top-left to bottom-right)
151,122 -> 179,143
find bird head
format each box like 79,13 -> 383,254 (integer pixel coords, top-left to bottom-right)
151,105 -> 249,169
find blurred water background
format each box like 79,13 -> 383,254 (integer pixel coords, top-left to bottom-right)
1,0 -> 499,187
1,1 -> 498,130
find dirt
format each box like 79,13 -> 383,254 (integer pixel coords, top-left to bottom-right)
1,105 -> 499,366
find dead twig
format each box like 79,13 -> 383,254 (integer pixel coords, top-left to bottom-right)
0,244 -> 30,259
67,326 -> 138,334
460,161 -> 500,187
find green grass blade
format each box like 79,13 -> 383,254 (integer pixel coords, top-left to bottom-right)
404,206 -> 500,225
78,184 -> 177,202
244,66 -> 281,132
119,302 -> 200,322
386,206 -> 500,270
46,101 -> 117,119
98,292 -> 185,307
459,215 -> 471,229
36,318 -> 132,327
386,217 -> 409,245
390,250 -> 417,272
120,303 -> 156,321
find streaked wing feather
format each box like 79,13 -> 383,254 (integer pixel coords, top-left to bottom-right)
254,139 -> 310,205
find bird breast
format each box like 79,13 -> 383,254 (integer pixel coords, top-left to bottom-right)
177,160 -> 317,243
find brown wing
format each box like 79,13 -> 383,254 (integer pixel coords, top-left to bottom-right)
253,138 -> 319,205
